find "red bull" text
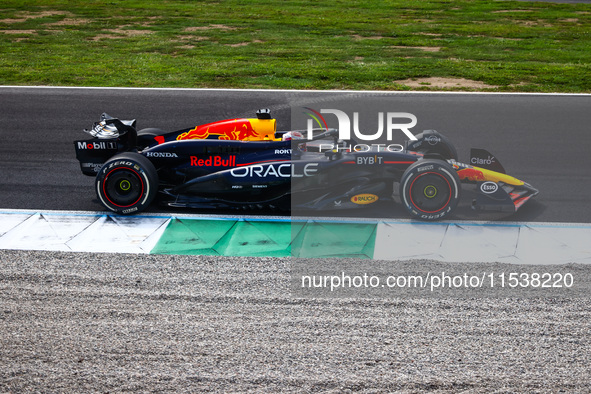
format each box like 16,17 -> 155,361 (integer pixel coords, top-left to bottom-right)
190,156 -> 236,167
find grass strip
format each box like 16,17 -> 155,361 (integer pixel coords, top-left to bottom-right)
1,1 -> 590,92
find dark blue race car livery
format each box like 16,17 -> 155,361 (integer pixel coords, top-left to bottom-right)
74,109 -> 538,220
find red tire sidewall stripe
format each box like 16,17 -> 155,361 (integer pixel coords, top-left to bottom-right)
102,167 -> 145,208
408,171 -> 452,214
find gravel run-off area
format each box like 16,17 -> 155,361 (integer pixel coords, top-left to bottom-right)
1,250 -> 590,392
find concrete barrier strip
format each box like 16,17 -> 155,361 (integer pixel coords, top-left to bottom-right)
1,210 -> 590,264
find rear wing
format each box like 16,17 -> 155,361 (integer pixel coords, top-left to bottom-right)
74,113 -> 137,176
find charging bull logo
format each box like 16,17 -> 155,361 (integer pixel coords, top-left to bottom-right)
456,168 -> 485,182
177,119 -> 259,141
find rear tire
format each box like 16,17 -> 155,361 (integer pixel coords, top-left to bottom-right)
137,128 -> 166,149
399,159 -> 461,221
96,152 -> 158,214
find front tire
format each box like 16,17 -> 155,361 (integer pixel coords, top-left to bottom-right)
96,152 -> 158,214
399,159 -> 461,221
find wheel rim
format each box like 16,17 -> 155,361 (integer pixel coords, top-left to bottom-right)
102,168 -> 144,208
409,172 -> 452,213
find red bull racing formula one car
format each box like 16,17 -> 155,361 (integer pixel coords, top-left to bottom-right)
74,109 -> 538,220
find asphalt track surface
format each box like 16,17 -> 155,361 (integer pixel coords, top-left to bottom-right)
2,88 -> 591,392
0,86 -> 590,223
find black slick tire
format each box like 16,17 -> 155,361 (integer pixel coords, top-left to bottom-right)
399,159 -> 461,221
95,152 -> 158,214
